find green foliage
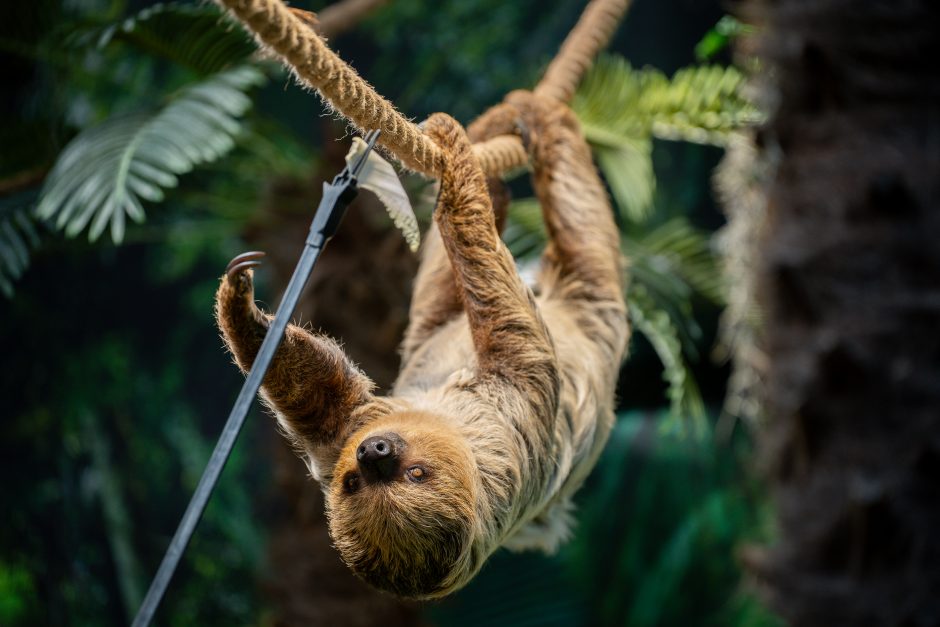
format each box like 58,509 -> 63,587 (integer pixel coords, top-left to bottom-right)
629,285 -> 706,431
364,0 -> 578,120
36,66 -> 266,243
574,54 -> 761,221
428,412 -> 780,627
0,560 -> 38,624
91,2 -> 257,75
0,240 -> 269,625
695,16 -> 753,62
0,193 -> 41,297
0,1 -> 287,295
1,2 -> 770,624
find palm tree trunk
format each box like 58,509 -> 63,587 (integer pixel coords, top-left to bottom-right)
746,1 -> 940,625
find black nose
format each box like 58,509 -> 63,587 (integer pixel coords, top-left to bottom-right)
357,435 -> 401,481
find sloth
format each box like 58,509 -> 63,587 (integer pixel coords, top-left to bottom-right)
215,91 -> 629,599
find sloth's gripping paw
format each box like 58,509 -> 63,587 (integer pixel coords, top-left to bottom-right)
216,251 -> 271,358
224,251 -> 265,296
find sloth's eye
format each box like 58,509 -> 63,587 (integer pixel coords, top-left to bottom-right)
406,466 -> 427,482
344,474 -> 360,493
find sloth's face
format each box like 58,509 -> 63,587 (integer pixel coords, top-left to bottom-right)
327,411 -> 478,599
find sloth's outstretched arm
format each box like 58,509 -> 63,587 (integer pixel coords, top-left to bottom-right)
215,260 -> 373,446
401,179 -> 510,364
424,113 -> 559,416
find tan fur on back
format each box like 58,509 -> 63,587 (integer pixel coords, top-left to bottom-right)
215,93 -> 628,599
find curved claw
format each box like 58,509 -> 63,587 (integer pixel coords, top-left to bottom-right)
226,251 -> 266,276
227,259 -> 263,280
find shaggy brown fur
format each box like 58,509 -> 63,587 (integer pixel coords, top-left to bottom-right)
215,92 -> 628,599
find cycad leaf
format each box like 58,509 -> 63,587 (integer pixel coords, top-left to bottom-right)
628,283 -> 707,431
649,64 -> 763,145
36,66 -> 266,243
574,54 -> 761,149
92,2 -> 257,76
573,55 -> 760,222
0,192 -> 42,297
628,218 -> 724,305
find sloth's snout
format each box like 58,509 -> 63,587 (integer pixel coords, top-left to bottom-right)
357,434 -> 403,482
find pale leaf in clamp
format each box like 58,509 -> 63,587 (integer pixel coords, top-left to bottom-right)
345,137 -> 420,252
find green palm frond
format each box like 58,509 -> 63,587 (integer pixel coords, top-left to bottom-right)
87,2 -> 257,76
624,220 -> 722,407
649,64 -> 762,144
574,54 -> 761,221
36,66 -> 266,243
0,192 -> 41,297
626,218 -> 724,306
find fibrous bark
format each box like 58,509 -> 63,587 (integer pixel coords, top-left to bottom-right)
746,1 -> 940,625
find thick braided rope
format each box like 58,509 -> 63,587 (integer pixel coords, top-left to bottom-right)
219,0 -> 443,174
474,135 -> 530,177
214,0 -> 629,176
535,0 -> 632,103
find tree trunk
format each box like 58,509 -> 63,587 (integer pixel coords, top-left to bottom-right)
746,1 -> 940,625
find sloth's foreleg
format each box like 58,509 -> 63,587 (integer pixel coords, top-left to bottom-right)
424,113 -> 559,421
400,179 -> 510,364
215,253 -> 374,446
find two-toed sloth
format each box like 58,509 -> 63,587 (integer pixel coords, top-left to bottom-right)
215,91 -> 629,599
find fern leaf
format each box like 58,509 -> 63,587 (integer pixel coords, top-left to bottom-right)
36,66 -> 266,243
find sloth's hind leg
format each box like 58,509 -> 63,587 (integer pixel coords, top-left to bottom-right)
509,93 -> 624,307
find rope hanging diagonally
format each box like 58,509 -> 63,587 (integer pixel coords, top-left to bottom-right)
214,0 -> 630,177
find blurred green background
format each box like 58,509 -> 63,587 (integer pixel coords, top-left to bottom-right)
0,0 -> 777,624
